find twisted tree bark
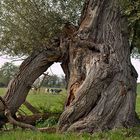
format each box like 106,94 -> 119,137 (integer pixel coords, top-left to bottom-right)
0,0 -> 139,133
4,49 -> 61,114
58,0 -> 140,132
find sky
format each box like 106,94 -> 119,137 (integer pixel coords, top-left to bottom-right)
0,56 -> 140,82
0,55 -> 64,76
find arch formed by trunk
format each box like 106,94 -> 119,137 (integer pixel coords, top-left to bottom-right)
0,38 -> 66,120
0,0 -> 140,133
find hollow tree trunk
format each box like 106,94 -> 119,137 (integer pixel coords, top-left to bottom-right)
58,0 -> 140,132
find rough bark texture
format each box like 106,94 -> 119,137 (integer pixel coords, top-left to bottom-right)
17,113 -> 60,126
23,101 -> 41,114
0,0 -> 139,133
58,0 -> 140,132
0,40 -> 63,122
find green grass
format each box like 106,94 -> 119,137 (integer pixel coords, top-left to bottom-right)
137,83 -> 140,95
0,131 -> 93,140
20,91 -> 66,115
0,84 -> 140,140
0,87 -> 6,96
136,83 -> 140,116
0,128 -> 140,140
0,88 -> 66,115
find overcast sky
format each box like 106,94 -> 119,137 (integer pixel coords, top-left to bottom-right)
0,56 -> 140,82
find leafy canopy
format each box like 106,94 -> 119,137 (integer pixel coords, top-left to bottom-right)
0,0 -> 83,56
0,62 -> 18,86
122,0 -> 140,55
0,0 -> 140,56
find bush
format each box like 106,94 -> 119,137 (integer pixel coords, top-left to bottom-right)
36,116 -> 58,128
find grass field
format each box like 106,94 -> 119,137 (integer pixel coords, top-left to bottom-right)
0,128 -> 140,140
0,84 -> 140,140
21,91 -> 66,115
0,88 -> 66,115
137,83 -> 140,95
136,83 -> 140,116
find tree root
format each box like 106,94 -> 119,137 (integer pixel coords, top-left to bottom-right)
5,109 -> 38,131
23,101 -> 41,114
0,96 -> 56,133
17,113 -> 60,126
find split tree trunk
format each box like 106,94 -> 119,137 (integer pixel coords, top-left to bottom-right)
0,0 -> 139,133
58,0 -> 140,132
0,42 -> 63,122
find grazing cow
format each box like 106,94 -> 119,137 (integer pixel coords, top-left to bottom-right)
54,89 -> 62,94
46,88 -> 62,94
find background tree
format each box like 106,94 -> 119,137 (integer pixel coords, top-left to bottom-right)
42,74 -> 66,88
123,0 -> 140,54
0,62 -> 18,86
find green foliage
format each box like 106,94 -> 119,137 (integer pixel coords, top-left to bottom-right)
137,83 -> 140,94
121,0 -> 140,54
136,83 -> 140,116
1,128 -> 140,140
0,0 -> 84,56
0,88 -> 6,95
42,74 -> 66,88
36,116 -> 58,127
0,62 -> 18,86
20,89 -> 66,115
0,0 -> 140,56
0,87 -> 140,139
0,131 -> 91,140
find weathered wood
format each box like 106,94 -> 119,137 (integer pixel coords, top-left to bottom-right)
0,96 -> 58,132
3,44 -> 63,115
23,101 -> 41,114
17,113 -> 60,126
0,96 -> 37,131
0,0 -> 139,133
58,0 -> 140,132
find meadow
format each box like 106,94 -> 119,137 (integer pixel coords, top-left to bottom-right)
0,83 -> 139,140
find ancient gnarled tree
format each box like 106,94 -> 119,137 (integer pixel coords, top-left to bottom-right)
0,0 -> 140,133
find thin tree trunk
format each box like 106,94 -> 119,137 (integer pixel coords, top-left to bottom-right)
58,0 -> 140,132
16,113 -> 60,125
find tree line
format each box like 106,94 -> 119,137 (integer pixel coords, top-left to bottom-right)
0,62 -> 66,88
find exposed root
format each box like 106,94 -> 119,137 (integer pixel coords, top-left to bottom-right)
23,101 -> 41,114
38,127 -> 56,133
5,109 -> 38,131
0,96 -> 56,133
17,113 -> 60,126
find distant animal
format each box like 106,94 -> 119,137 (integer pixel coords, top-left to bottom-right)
46,88 -> 62,95
54,89 -> 62,94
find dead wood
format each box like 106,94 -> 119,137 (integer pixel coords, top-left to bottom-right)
0,0 -> 139,133
16,112 -> 61,126
0,96 -> 58,132
5,109 -> 38,131
23,101 -> 41,114
38,127 -> 56,133
0,96 -> 37,131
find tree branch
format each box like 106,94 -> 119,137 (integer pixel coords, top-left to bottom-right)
0,96 -> 57,132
